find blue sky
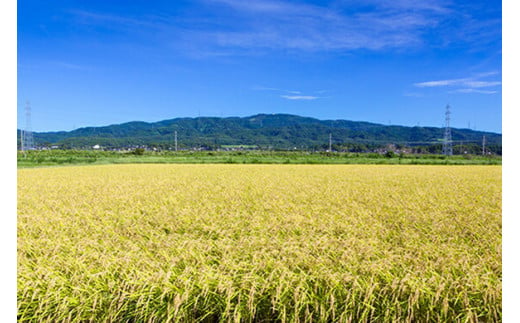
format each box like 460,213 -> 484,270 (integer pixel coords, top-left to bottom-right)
17,0 -> 502,133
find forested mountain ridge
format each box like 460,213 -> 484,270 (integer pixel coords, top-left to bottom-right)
21,114 -> 501,153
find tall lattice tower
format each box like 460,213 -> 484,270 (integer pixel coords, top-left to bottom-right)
442,104 -> 453,156
22,101 -> 35,151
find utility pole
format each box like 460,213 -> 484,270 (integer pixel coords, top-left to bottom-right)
174,131 -> 178,152
23,101 -> 34,151
482,135 -> 486,156
329,133 -> 332,152
20,129 -> 24,152
442,104 -> 453,156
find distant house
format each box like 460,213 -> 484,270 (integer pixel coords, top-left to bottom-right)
93,144 -> 100,150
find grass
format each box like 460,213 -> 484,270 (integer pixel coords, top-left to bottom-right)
17,164 -> 502,322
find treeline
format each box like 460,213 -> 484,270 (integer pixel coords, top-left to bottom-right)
26,141 -> 501,155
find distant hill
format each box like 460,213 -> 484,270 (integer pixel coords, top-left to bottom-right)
21,114 -> 501,153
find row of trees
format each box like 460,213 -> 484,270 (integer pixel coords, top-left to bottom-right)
28,140 -> 501,156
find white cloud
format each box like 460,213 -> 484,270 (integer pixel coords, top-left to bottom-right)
205,0 -> 301,14
67,1 -> 500,55
253,86 -> 322,100
450,89 -> 498,94
252,86 -> 301,94
414,73 -> 501,94
414,79 -> 464,87
198,0 -> 499,53
464,81 -> 502,88
280,95 -> 319,100
415,78 -> 501,88
202,2 -> 439,51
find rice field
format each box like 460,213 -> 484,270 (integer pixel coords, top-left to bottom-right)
17,164 -> 502,322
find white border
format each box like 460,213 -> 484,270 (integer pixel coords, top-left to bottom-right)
502,0 -> 518,321
2,0 -> 17,321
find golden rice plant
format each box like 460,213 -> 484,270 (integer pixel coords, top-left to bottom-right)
17,164 -> 501,322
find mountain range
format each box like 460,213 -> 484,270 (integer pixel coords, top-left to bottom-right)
22,114 -> 501,153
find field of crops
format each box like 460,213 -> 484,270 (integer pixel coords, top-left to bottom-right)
17,164 -> 501,322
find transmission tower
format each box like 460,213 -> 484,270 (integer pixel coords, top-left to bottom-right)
22,101 -> 34,151
442,104 -> 453,156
